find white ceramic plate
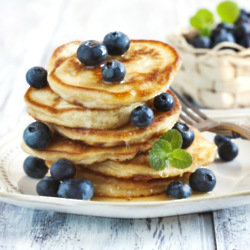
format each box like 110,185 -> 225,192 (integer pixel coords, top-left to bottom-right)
0,111 -> 250,218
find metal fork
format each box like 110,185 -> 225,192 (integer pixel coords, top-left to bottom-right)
170,87 -> 250,139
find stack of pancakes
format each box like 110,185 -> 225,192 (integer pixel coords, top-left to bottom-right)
22,40 -> 217,199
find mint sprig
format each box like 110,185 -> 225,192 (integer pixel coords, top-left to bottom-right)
190,9 -> 215,36
149,129 -> 193,171
217,1 -> 240,24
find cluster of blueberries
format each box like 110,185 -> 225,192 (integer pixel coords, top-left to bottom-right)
166,133 -> 239,199
24,157 -> 94,200
188,9 -> 250,49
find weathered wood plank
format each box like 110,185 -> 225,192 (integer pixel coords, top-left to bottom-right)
213,205 -> 250,250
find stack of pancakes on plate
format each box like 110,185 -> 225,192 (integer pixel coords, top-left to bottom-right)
22,40 -> 217,199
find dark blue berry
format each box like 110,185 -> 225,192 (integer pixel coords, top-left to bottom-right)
218,141 -> 238,161
216,22 -> 234,32
189,168 -> 216,193
173,122 -> 194,149
166,181 -> 192,199
26,66 -> 48,89
238,34 -> 250,48
57,178 -> 94,200
77,40 -> 108,67
103,31 -> 130,55
154,92 -> 175,111
214,134 -> 231,146
212,29 -> 235,47
23,156 -> 48,178
23,122 -> 52,149
234,9 -> 250,26
50,159 -> 76,181
102,60 -> 126,83
190,36 -> 211,48
234,23 -> 250,41
36,177 -> 60,197
130,106 -> 154,128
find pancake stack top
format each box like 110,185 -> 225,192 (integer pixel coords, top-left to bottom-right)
23,36 -> 217,199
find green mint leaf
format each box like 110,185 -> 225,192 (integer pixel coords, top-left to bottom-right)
190,9 -> 214,36
217,1 -> 240,24
169,149 -> 193,169
152,139 -> 172,158
149,152 -> 169,171
161,129 -> 182,150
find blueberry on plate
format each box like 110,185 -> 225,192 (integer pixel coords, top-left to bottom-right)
23,121 -> 52,149
189,36 -> 211,49
57,178 -> 94,200
26,66 -> 48,89
102,60 -> 126,83
77,40 -> 108,67
36,177 -> 60,197
23,156 -> 48,178
234,23 -> 250,41
173,122 -> 194,149
166,181 -> 192,199
218,141 -> 238,161
214,134 -> 231,147
189,168 -> 216,193
130,106 -> 154,128
153,92 -> 175,112
50,159 -> 76,181
103,31 -> 130,55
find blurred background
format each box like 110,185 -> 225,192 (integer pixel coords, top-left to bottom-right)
0,0 -> 249,135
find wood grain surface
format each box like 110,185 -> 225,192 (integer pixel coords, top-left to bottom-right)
0,0 -> 249,249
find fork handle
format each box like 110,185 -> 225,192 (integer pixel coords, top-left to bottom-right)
205,122 -> 250,139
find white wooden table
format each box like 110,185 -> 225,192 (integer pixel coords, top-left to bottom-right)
0,0 -> 249,249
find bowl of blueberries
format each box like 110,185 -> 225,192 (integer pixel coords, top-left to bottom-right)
167,1 -> 250,109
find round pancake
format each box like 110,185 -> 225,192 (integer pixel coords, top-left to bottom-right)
52,90 -> 181,147
24,87 -> 142,129
47,40 -> 181,109
76,168 -> 190,198
80,128 -> 216,180
22,134 -> 158,165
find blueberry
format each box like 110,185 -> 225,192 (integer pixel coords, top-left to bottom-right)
238,34 -> 250,48
130,106 -> 154,128
212,29 -> 235,47
23,122 -> 52,149
189,168 -> 216,193
216,22 -> 234,32
102,60 -> 126,83
218,141 -> 238,161
50,159 -> 76,181
103,31 -> 130,55
23,156 -> 48,178
166,181 -> 192,199
234,9 -> 250,25
57,178 -> 94,200
173,122 -> 194,149
26,66 -> 48,89
77,40 -> 108,67
36,177 -> 60,197
214,134 -> 231,146
154,92 -> 175,112
190,36 -> 211,48
234,23 -> 250,41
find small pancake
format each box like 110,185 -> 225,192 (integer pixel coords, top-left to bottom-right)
25,87 -> 142,129
47,40 -> 181,109
22,134 -> 158,165
81,128 -> 217,180
52,90 -> 181,147
73,168 -> 190,198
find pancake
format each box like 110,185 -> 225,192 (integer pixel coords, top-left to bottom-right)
81,128 -> 217,180
52,90 -> 181,147
22,134 -> 158,165
47,40 -> 181,109
73,168 -> 190,198
25,87 -> 142,129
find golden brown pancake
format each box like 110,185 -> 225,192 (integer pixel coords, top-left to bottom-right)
22,134 -> 158,165
24,87 -> 142,129
52,90 -> 181,147
81,128 -> 217,180
47,40 -> 181,109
